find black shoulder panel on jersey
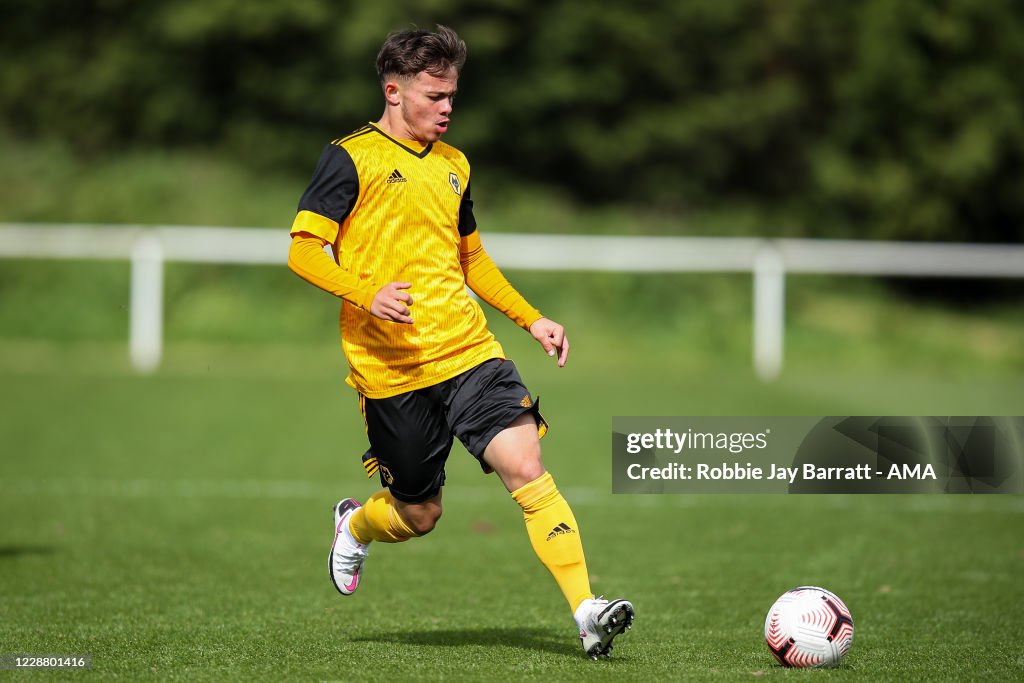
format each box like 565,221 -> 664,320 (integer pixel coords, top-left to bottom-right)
458,183 -> 477,236
297,143 -> 359,224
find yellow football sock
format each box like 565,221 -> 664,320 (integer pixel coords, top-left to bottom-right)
348,489 -> 419,544
511,472 -> 594,613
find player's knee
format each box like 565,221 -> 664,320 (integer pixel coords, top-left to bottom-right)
512,429 -> 545,478
409,511 -> 440,536
510,453 -> 546,489
400,501 -> 443,536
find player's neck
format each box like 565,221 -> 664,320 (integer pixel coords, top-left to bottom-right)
374,114 -> 429,148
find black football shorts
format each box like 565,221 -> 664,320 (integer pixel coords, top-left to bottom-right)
358,358 -> 548,503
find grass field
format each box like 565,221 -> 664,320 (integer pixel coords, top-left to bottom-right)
2,144 -> 1023,679
1,267 -> 1023,681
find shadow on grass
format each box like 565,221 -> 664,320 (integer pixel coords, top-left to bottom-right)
350,626 -> 578,657
0,545 -> 56,558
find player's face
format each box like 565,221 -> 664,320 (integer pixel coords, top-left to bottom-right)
394,69 -> 458,144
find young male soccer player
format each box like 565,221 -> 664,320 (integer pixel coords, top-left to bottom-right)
287,25 -> 633,659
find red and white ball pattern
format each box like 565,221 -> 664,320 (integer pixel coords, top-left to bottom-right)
764,586 -> 854,668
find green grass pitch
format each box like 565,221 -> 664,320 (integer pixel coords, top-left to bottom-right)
2,136 -> 1023,680
1,329 -> 1021,681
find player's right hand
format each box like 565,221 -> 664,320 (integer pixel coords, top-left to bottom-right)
369,281 -> 414,323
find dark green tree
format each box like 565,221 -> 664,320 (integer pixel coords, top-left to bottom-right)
1,0 -> 1021,242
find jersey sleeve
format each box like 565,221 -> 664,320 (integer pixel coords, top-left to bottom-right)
291,143 -> 359,244
460,231 -> 543,331
458,183 -> 477,237
288,234 -> 376,311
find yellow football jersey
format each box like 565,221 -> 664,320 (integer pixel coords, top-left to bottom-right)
290,124 -> 505,398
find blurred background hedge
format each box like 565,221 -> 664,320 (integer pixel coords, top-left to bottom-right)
1,0 -> 1022,244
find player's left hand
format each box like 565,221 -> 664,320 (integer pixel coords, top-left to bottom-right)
529,317 -> 569,367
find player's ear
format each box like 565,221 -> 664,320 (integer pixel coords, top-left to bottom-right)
383,79 -> 402,106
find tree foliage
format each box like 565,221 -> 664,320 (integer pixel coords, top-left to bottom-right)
1,0 -> 1021,241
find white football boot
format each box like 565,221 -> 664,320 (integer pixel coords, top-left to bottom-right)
328,498 -> 369,596
575,597 -> 635,659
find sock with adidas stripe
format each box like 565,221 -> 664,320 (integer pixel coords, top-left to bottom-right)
510,471 -> 594,613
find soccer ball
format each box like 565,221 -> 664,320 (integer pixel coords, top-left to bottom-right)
764,586 -> 854,668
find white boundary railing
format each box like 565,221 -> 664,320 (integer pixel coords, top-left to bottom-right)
2,223 -> 1022,380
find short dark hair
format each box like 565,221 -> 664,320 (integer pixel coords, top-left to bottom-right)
376,25 -> 467,86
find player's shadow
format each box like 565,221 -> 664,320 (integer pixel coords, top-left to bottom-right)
0,544 -> 55,558
350,627 -> 577,657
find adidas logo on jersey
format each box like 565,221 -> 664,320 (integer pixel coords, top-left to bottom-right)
546,522 -> 576,541
387,169 -> 407,184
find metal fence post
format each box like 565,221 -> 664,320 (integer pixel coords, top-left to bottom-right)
130,234 -> 164,373
753,245 -> 785,381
